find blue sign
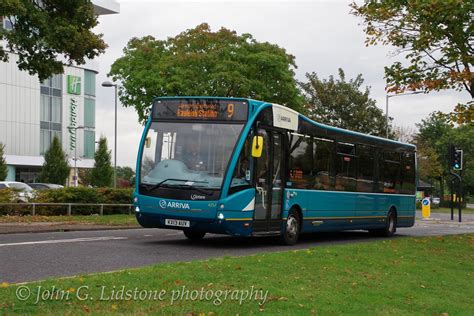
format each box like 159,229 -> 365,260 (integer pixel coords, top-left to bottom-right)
422,199 -> 430,206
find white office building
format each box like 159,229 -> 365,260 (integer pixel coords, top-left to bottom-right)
0,1 -> 119,184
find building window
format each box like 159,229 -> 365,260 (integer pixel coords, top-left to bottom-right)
84,70 -> 96,97
40,74 -> 62,154
84,130 -> 95,159
84,98 -> 95,128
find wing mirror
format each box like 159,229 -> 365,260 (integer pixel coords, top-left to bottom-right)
251,136 -> 263,158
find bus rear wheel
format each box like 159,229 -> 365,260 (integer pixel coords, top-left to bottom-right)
280,211 -> 300,245
369,209 -> 396,237
183,229 -> 206,240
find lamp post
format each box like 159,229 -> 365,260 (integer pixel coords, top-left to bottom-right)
385,91 -> 423,138
101,81 -> 118,188
68,125 -> 85,187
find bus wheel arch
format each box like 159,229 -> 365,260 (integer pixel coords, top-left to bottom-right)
369,206 -> 397,237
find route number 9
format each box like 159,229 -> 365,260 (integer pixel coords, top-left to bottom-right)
227,103 -> 234,118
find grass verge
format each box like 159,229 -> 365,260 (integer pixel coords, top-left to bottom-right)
1,234 -> 473,315
0,214 -> 138,226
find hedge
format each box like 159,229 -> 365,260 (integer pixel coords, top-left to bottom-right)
0,187 -> 134,216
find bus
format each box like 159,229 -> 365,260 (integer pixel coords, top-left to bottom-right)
134,97 -> 416,245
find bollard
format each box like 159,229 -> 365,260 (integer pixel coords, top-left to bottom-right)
421,198 -> 430,219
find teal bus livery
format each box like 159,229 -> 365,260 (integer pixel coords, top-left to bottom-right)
134,97 -> 416,245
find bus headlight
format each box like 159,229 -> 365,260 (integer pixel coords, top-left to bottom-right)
135,206 -> 140,213
217,213 -> 225,220
133,197 -> 138,203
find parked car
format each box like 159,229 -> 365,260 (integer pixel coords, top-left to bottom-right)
431,197 -> 441,205
0,181 -> 34,202
28,183 -> 64,191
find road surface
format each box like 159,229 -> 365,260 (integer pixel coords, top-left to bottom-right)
1,219 -> 473,284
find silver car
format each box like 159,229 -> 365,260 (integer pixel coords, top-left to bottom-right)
0,181 -> 34,202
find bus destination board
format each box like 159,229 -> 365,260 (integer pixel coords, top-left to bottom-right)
153,99 -> 248,122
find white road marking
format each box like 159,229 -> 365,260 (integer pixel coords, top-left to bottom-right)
143,235 -> 153,237
0,236 -> 128,247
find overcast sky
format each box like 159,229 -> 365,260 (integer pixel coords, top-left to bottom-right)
92,0 -> 470,168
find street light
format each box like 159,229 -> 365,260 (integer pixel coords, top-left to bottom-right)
385,91 -> 424,138
68,125 -> 84,187
101,80 -> 118,188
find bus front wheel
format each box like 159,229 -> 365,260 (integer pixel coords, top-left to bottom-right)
183,229 -> 206,240
280,211 -> 300,245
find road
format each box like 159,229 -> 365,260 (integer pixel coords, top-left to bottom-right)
1,219 -> 473,284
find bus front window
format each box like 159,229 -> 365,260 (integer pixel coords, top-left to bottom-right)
140,122 -> 243,190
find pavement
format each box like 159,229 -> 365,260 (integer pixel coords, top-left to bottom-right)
0,214 -> 473,284
0,222 -> 139,234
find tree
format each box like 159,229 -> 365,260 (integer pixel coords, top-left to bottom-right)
393,125 -> 416,143
350,1 -> 473,97
300,68 -> 392,137
37,136 -> 70,185
350,1 -> 474,102
109,23 -> 304,124
415,111 -> 474,199
0,0 -> 107,81
116,166 -> 135,186
90,137 -> 113,187
78,168 -> 92,187
0,143 -> 7,181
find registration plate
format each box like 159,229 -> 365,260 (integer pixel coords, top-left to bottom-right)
165,219 -> 190,228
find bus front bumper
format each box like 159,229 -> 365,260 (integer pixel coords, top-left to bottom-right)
135,211 -> 254,237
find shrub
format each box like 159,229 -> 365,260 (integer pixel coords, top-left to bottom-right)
29,187 -> 134,216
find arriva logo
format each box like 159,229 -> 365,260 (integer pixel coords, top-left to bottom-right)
159,200 -> 190,209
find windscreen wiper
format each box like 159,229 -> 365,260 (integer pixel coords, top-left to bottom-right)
171,183 -> 214,196
143,179 -> 207,192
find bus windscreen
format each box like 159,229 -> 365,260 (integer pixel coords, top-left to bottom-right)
152,99 -> 248,122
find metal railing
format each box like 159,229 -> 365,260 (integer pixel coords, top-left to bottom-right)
0,203 -> 133,216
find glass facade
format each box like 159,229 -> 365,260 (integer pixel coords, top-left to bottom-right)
83,70 -> 96,159
40,74 -> 62,154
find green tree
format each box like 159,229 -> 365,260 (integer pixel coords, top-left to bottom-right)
415,111 -> 474,199
0,0 -> 107,81
109,23 -> 303,123
91,137 -> 113,187
0,143 -> 8,181
350,1 -> 473,98
37,136 -> 70,185
116,166 -> 135,186
300,68 -> 392,137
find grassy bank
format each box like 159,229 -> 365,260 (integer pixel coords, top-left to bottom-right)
1,234 -> 473,315
0,214 -> 138,226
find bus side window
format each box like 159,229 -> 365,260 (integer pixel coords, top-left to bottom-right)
229,134 -> 253,195
289,134 -> 313,189
380,151 -> 401,194
335,142 -> 357,192
313,137 -> 333,190
357,145 -> 375,193
399,152 -> 416,195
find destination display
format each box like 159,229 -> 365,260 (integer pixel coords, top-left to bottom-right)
153,99 -> 248,122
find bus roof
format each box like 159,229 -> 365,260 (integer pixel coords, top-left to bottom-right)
151,96 -> 415,150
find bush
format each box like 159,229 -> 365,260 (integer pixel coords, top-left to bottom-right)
0,188 -> 30,215
26,187 -> 133,215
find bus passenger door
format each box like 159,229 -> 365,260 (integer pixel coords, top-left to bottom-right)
253,129 -> 284,233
